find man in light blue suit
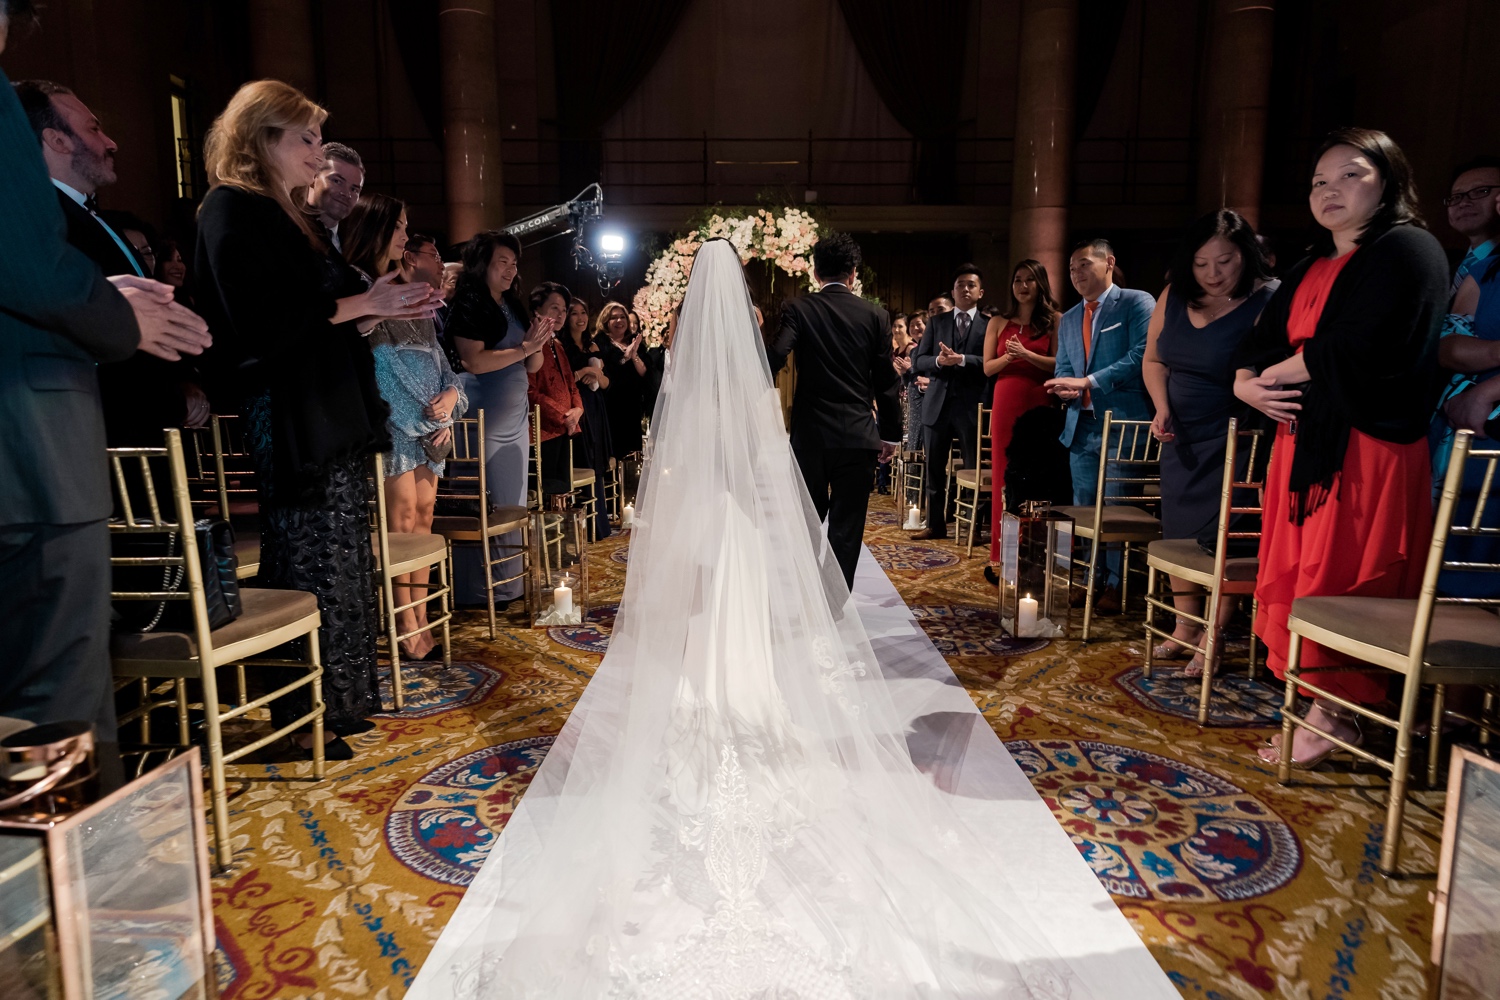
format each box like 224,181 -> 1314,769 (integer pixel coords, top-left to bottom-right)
1044,239 -> 1155,603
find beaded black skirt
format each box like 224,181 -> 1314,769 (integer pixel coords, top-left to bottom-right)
246,393 -> 382,728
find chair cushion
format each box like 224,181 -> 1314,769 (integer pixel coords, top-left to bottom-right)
1055,504 -> 1162,537
233,533 -> 260,573
378,531 -> 449,574
432,505 -> 530,538
112,588 -> 319,661
1146,538 -> 1258,581
572,468 -> 597,487
955,468 -> 993,488
1291,596 -> 1500,670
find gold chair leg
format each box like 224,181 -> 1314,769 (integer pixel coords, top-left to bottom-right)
1427,684 -> 1446,790
479,535 -> 496,641
440,554 -> 452,667
1482,690 -> 1496,748
1081,535 -> 1102,643
138,678 -> 152,745
1381,669 -> 1426,875
387,579 -> 404,712
1120,543 -> 1131,610
1197,621 -> 1218,728
1276,632 -> 1302,785
1143,565 -> 1157,679
309,629 -> 326,781
176,678 -> 190,746
204,685 -> 232,871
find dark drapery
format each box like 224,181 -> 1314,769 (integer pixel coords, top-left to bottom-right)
836,0 -> 969,204
551,0 -> 692,197
388,1 -> 445,145
1074,0 -> 1130,138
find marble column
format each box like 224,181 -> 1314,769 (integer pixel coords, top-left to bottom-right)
247,0 -> 318,96
439,0 -> 505,242
1197,0 -> 1276,227
1009,0 -> 1078,298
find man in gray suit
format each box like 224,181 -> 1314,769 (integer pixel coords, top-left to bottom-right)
0,0 -> 211,746
1045,238 -> 1155,605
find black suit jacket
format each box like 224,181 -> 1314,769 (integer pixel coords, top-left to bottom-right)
57,191 -> 190,446
0,70 -> 139,526
766,285 -> 901,450
912,308 -> 988,427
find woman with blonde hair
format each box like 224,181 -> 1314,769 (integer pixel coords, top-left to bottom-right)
194,79 -> 441,758
597,299 -> 648,459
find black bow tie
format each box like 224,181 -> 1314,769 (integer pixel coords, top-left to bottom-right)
83,194 -> 100,214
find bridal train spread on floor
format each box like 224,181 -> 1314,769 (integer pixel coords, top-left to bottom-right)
408,240 -> 1177,999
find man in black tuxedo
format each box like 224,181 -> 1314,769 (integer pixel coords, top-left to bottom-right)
768,232 -> 901,590
0,5 -> 210,757
16,78 -> 200,446
911,264 -> 988,539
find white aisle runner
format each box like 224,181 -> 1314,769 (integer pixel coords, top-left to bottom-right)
411,547 -> 1178,998
847,546 -> 1178,999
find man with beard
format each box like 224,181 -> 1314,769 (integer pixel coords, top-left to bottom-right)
305,141 -> 364,251
16,78 -> 205,445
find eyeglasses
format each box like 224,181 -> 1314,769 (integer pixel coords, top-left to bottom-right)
406,247 -> 443,262
1443,185 -> 1495,207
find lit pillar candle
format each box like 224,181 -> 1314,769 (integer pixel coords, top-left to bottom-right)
1018,593 -> 1039,635
904,504 -> 922,529
554,579 -> 574,617
622,503 -> 634,527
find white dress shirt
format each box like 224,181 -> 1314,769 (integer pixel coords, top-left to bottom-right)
52,178 -> 146,278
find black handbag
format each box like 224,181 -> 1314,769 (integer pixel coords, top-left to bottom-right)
113,519 -> 244,634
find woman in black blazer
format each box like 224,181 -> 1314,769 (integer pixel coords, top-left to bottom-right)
195,80 -> 439,758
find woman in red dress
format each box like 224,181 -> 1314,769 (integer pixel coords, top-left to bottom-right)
1233,128 -> 1450,767
983,259 -> 1060,567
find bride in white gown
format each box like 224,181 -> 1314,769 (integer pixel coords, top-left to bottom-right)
409,240 -> 1095,999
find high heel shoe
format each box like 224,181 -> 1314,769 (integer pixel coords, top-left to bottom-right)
1151,636 -> 1198,661
1258,713 -> 1363,770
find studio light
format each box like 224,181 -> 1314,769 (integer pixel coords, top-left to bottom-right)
599,232 -> 627,257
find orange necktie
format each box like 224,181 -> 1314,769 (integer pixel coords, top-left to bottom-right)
1081,300 -> 1098,409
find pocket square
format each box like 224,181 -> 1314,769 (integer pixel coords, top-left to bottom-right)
1098,322 -> 1123,333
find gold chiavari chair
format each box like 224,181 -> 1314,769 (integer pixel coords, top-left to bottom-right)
953,403 -> 994,558
108,428 -> 325,870
1057,411 -> 1164,641
1144,420 -> 1265,723
184,415 -> 260,579
434,409 -> 531,639
1275,430 -> 1500,876
372,452 -> 454,710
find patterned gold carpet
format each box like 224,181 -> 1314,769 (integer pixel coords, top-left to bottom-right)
209,495 -> 1447,999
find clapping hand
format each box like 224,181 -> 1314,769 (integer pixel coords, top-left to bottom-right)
1004,335 -> 1027,359
364,271 -> 442,320
936,342 -> 963,367
915,375 -> 930,391
622,336 -> 643,362
109,275 -> 212,361
1234,374 -> 1302,424
892,355 -> 911,374
523,314 -> 557,354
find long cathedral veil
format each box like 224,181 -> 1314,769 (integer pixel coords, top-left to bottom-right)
409,240 -> 1088,998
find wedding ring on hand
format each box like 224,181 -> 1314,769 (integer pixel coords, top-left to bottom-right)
400,294 -> 410,305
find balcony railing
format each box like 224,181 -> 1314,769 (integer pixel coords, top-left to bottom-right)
336,133 -> 1212,221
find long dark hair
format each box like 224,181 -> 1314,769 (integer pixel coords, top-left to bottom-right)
458,230 -> 529,326
1003,259 -> 1059,339
1309,127 -> 1425,256
341,192 -> 405,278
1167,209 -> 1271,307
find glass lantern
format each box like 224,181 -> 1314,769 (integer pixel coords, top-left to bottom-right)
0,746 -> 215,1000
528,499 -> 589,627
998,502 -> 1074,638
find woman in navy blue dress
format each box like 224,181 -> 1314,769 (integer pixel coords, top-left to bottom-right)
1143,210 -> 1277,676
